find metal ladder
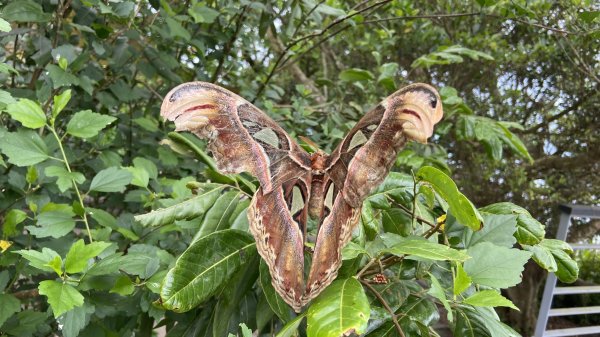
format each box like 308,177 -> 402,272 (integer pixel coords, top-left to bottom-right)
534,204 -> 600,337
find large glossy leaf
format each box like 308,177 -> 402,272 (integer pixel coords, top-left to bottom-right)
416,166 -> 483,231
306,278 -> 370,337
159,230 -> 257,312
195,190 -> 242,240
135,184 -> 225,226
276,314 -> 305,337
212,256 -> 259,337
259,260 -> 292,322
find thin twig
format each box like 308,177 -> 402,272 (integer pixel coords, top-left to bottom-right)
363,12 -> 481,23
361,280 -> 406,337
363,12 -> 578,35
211,6 -> 248,83
292,0 -> 327,37
252,0 -> 391,102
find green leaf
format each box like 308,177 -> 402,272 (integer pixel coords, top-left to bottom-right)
464,242 -> 532,289
26,166 -> 37,184
539,239 -> 579,283
89,167 -> 132,193
38,280 -> 84,318
0,89 -> 16,106
522,244 -> 557,272
381,235 -> 470,262
0,17 -> 10,32
339,68 -> 374,82
417,166 -> 483,231
259,260 -> 292,322
315,4 -> 345,16
428,273 -> 453,321
45,165 -> 85,193
479,202 -> 545,245
160,230 -> 257,312
52,89 -> 72,119
66,110 -> 117,138
4,99 -> 46,128
124,166 -> 150,188
57,304 -> 95,337
65,240 -> 112,274
28,209 -> 76,238
0,130 -> 49,166
110,275 -> 135,296
195,191 -> 241,240
275,314 -> 306,337
465,214 -> 517,248
135,184 -> 225,226
46,64 -> 79,88
1,0 -> 52,22
342,241 -> 369,260
188,4 -> 220,23
463,290 -> 519,310
0,294 -> 20,326
45,255 -> 63,276
2,209 -> 27,237
165,17 -> 191,41
306,278 -> 370,337
454,262 -> 472,295
13,247 -> 61,272
454,305 -> 521,337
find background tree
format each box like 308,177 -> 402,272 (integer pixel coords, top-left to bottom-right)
0,0 -> 596,336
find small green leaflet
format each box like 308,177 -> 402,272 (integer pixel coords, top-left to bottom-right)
45,165 -> 85,193
463,290 -> 519,311
52,89 -> 72,119
65,240 -> 112,274
0,130 -> 49,166
89,167 -> 132,193
4,99 -> 46,128
13,247 -> 61,273
66,110 -> 117,138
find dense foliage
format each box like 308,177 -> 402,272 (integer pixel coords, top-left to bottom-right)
0,0 -> 596,336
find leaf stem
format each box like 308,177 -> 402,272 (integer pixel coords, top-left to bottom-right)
360,280 -> 406,337
48,126 -> 93,242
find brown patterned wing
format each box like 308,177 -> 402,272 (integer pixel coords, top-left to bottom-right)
161,82 -> 311,311
161,82 -> 311,193
304,83 -> 444,302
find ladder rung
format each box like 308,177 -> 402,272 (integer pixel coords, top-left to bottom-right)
544,325 -> 600,337
570,243 -> 600,250
554,285 -> 600,295
548,306 -> 600,316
